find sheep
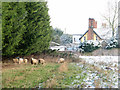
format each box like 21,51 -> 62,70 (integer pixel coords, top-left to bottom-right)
31,58 -> 39,65
24,59 -> 28,64
38,58 -> 45,64
58,58 -> 65,63
13,58 -> 19,63
18,58 -> 24,64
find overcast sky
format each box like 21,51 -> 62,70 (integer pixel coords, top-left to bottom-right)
46,0 -> 119,34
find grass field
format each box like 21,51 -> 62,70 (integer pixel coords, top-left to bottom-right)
2,61 -> 87,88
2,55 -> 118,88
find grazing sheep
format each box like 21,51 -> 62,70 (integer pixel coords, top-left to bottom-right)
13,58 -> 19,63
24,59 -> 28,64
39,58 -> 45,64
19,58 -> 24,64
31,58 -> 38,65
58,58 -> 65,63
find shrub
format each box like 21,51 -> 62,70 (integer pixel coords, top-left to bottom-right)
79,40 -> 101,52
105,38 -> 118,49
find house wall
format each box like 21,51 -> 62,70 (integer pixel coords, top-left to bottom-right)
93,33 -> 101,41
87,28 -> 94,40
81,33 -> 88,42
80,32 -> 101,42
73,35 -> 81,44
80,18 -> 102,42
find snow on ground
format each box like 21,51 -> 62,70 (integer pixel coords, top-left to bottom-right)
79,56 -> 118,66
78,56 -> 119,88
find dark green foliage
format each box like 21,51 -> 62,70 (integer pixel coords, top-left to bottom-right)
2,2 -> 26,56
0,2 -> 2,51
2,2 -> 51,56
18,2 -> 51,55
105,38 -> 119,49
79,41 -> 101,52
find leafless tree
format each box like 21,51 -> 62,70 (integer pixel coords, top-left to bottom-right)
102,0 -> 119,37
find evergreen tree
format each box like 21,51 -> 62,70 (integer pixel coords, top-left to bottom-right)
2,2 -> 26,56
2,1 -> 51,56
0,2 -> 2,50
20,2 -> 51,55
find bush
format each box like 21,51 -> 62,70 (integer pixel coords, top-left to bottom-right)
105,38 -> 118,49
79,40 -> 101,52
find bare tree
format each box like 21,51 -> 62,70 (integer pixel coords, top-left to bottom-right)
102,0 -> 119,37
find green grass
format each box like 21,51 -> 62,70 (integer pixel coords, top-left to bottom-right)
2,63 -> 60,88
2,62 -> 87,88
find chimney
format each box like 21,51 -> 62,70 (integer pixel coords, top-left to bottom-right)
88,18 -> 97,28
87,18 -> 97,40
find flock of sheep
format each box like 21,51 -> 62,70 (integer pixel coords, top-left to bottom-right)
13,57 -> 65,65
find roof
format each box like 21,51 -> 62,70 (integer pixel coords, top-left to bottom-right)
72,34 -> 83,36
93,28 -> 113,40
79,30 -> 102,40
93,30 -> 102,39
89,18 -> 94,20
79,30 -> 88,40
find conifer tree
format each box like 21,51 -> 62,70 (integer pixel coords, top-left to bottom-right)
2,2 -> 27,56
2,1 -> 51,56
19,2 -> 51,55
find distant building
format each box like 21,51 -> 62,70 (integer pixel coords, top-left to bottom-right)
79,18 -> 102,42
72,34 -> 82,44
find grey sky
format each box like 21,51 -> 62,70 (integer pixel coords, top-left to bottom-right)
47,0 -> 119,34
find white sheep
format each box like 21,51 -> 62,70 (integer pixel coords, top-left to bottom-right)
31,58 -> 39,65
13,58 -> 19,63
24,59 -> 28,64
58,58 -> 65,63
39,58 -> 45,64
19,58 -> 24,64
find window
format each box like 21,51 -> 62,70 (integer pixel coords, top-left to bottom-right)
84,37 -> 86,41
96,36 -> 98,40
74,38 -> 76,42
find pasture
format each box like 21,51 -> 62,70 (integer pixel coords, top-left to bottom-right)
1,55 -> 118,88
2,61 -> 86,88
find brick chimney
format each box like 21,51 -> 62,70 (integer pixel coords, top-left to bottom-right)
87,18 -> 97,40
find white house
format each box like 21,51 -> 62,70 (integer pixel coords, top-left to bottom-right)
72,34 -> 82,44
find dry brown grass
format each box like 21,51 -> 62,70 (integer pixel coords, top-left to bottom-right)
58,62 -> 68,73
43,78 -> 58,88
14,76 -> 24,81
